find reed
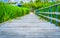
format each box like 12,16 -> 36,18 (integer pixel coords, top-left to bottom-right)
0,2 -> 30,23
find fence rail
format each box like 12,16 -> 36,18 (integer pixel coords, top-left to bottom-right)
39,14 -> 60,22
39,12 -> 60,14
35,3 -> 60,26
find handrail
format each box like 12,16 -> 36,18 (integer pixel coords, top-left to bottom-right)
39,14 -> 60,22
39,12 -> 60,15
35,3 -> 60,26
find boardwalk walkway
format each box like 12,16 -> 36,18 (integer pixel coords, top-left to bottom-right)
0,12 -> 60,38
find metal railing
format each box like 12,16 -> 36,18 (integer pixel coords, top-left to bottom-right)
35,3 -> 60,26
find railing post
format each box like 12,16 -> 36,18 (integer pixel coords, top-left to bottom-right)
35,9 -> 38,15
36,9 -> 40,15
55,5 -> 58,26
52,0 -> 53,2
49,6 -> 52,24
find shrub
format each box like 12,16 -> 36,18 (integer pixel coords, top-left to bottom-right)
0,2 -> 30,23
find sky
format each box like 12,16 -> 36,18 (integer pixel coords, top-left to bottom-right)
9,0 -> 35,3
0,0 -> 57,3
10,0 -> 56,3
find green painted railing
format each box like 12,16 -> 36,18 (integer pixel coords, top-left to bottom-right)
35,3 -> 60,26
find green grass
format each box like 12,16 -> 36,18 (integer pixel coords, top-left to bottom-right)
0,2 -> 30,23
38,3 -> 60,12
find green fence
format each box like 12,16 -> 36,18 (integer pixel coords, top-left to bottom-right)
35,3 -> 60,26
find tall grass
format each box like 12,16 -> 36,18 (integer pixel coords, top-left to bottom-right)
0,2 -> 30,23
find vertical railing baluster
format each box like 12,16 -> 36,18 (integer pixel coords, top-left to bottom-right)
36,9 -> 40,15
52,0 -> 53,2
36,9 -> 38,15
49,6 -> 52,24
55,5 -> 58,26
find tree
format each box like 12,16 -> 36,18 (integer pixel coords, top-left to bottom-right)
35,0 -> 41,3
20,1 -> 23,4
30,0 -> 33,3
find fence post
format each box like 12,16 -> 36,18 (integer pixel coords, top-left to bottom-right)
55,5 -> 58,26
36,9 -> 40,15
52,0 -> 53,2
49,6 -> 52,24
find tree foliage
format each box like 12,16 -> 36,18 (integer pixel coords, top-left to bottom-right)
22,0 -> 60,11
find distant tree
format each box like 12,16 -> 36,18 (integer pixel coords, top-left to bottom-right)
35,0 -> 41,3
30,0 -> 33,3
20,1 -> 23,4
35,0 -> 49,2
57,0 -> 60,2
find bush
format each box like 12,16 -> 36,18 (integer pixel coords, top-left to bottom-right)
0,2 -> 30,23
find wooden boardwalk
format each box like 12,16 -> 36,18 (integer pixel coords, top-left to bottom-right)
0,12 -> 60,38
